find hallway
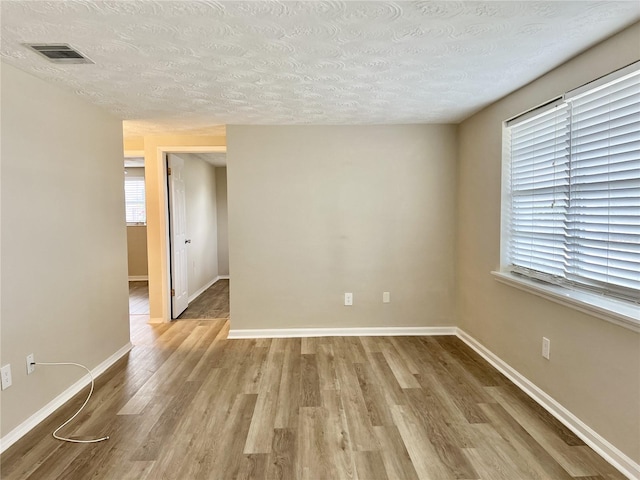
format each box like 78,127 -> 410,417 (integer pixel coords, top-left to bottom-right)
129,279 -> 229,321
179,279 -> 230,320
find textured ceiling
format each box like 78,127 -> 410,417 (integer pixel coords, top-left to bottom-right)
1,1 -> 639,137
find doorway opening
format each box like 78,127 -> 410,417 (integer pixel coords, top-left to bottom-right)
166,151 -> 229,320
124,155 -> 150,326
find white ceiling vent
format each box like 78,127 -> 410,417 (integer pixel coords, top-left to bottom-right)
24,44 -> 93,64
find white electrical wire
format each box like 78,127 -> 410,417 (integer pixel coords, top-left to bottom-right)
33,362 -> 110,444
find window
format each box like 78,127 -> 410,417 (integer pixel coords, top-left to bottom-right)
503,63 -> 639,306
124,175 -> 146,225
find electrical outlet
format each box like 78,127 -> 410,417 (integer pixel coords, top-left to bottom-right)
383,292 -> 391,303
542,337 -> 550,360
26,354 -> 35,375
1,364 -> 12,390
344,292 -> 353,306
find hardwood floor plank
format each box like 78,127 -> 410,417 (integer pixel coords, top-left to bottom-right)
433,336 -> 506,387
404,388 -> 480,479
480,401 -> 575,480
387,337 -> 422,375
106,460 -> 155,480
494,380 -> 585,446
354,451 -> 389,480
267,428 -> 296,480
273,339 -> 302,429
237,344 -> 270,394
419,337 -> 494,406
11,443 -> 76,480
190,393 -> 258,480
244,390 -> 279,454
390,404 -> 455,480
487,386 -> 605,477
373,425 -> 420,480
464,444 -> 537,480
366,351 -> 407,406
300,354 -> 321,407
297,407 -> 339,480
380,344 -> 421,389
335,358 -> 379,452
316,343 -> 339,391
130,380 -> 202,461
322,390 -> 359,479
353,362 -> 395,427
238,454 -> 269,480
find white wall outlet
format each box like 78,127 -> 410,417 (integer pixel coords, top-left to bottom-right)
542,337 -> 551,360
1,364 -> 12,390
383,292 -> 391,303
26,353 -> 35,375
344,292 -> 353,306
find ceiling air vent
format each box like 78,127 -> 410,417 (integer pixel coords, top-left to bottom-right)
24,44 -> 94,64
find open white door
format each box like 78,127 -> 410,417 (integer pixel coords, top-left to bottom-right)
168,154 -> 189,318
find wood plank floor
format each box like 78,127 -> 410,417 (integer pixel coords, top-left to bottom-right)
1,317 -> 625,480
178,279 -> 230,320
128,281 -> 149,315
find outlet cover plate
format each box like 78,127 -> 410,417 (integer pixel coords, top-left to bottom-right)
542,337 -> 550,360
344,292 -> 353,306
26,354 -> 35,375
1,364 -> 12,390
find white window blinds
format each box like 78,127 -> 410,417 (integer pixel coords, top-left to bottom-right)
125,176 -> 146,224
506,64 -> 640,302
508,104 -> 570,278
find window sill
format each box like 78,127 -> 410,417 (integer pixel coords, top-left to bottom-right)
126,223 -> 147,227
491,271 -> 639,333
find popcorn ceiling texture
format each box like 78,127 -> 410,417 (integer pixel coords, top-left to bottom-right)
1,1 -> 638,136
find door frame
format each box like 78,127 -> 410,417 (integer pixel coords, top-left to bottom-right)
128,139 -> 226,323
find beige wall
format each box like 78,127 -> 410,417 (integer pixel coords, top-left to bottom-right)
215,167 -> 229,276
175,154 -> 219,298
0,63 -> 130,437
227,125 -> 457,330
456,23 -> 640,463
126,226 -> 148,278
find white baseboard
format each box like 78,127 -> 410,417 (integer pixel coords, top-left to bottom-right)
456,329 -> 639,480
128,276 -> 148,281
228,326 -> 456,339
218,275 -> 230,280
0,342 -> 133,454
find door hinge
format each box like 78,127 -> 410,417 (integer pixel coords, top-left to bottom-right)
171,288 -> 175,296
167,167 -> 172,175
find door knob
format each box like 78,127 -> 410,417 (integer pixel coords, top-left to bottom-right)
185,239 -> 191,244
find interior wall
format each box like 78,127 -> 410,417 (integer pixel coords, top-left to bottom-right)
227,124 -> 457,331
126,226 -> 148,278
125,167 -> 148,278
456,23 -> 640,463
215,167 -> 229,276
175,154 -> 219,299
0,63 -> 130,437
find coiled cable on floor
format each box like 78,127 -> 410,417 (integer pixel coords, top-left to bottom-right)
33,362 -> 110,444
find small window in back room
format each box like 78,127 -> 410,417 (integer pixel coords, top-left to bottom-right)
124,172 -> 146,225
